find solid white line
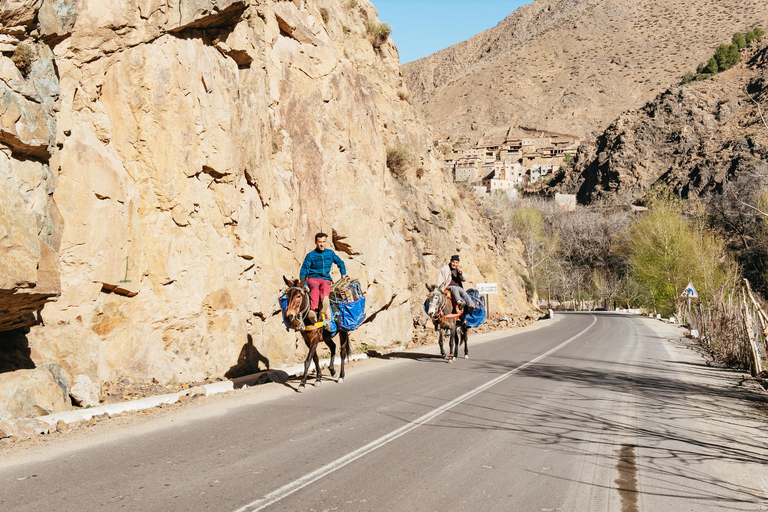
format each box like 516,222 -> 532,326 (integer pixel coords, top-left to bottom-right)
232,315 -> 598,512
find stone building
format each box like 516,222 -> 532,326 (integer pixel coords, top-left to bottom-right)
439,126 -> 580,193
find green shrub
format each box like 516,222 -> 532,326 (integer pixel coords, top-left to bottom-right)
714,43 -> 740,71
733,32 -> 747,49
681,71 -> 695,84
745,28 -> 763,45
705,57 -> 719,75
366,21 -> 391,49
386,143 -> 413,177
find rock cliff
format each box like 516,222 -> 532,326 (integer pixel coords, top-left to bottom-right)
0,0 -> 532,418
559,43 -> 768,205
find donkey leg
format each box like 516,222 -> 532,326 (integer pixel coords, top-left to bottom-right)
448,325 -> 456,362
438,327 -> 446,358
463,327 -> 469,359
299,345 -> 315,392
313,349 -> 322,386
325,335 -> 337,377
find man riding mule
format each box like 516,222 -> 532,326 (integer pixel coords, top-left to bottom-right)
300,232 -> 346,325
436,255 -> 478,312
282,276 -> 351,391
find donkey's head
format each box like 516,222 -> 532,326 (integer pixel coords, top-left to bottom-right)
283,276 -> 309,329
425,284 -> 444,318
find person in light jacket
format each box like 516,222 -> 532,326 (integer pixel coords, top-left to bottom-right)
436,255 -> 476,310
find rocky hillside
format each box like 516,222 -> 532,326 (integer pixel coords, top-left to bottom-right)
403,0 -> 768,140
558,43 -> 768,205
0,0 -> 533,419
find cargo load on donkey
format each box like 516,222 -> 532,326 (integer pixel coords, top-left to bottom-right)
329,275 -> 366,332
464,288 -> 486,328
279,276 -> 366,333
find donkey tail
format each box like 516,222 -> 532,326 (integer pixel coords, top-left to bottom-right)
343,332 -> 352,361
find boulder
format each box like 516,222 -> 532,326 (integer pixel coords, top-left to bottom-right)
69,374 -> 99,407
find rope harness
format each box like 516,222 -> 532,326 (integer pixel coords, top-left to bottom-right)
430,291 -> 462,323
285,286 -> 312,331
285,286 -> 333,332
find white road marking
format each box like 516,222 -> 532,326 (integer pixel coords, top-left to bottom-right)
233,315 -> 598,512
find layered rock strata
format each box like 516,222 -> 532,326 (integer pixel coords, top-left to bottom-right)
0,0 -> 533,419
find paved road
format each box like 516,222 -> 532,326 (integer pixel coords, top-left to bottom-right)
2,313 -> 768,511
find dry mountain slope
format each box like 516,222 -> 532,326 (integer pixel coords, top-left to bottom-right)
557,42 -> 768,205
403,0 -> 768,140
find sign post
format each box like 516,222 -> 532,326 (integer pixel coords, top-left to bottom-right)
476,282 -> 499,316
680,282 -> 699,325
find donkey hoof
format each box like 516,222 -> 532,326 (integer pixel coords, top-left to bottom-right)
464,355 -> 469,359
338,378 -> 344,384
313,381 -> 321,387
297,386 -> 305,393
330,369 -> 337,377
448,357 -> 455,364
442,354 -> 448,360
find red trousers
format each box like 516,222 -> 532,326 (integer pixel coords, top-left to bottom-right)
307,278 -> 331,310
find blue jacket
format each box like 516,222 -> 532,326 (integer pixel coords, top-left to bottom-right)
300,249 -> 346,281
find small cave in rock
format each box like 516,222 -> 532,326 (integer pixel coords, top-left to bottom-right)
0,327 -> 36,374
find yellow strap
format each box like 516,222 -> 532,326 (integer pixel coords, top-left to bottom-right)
303,313 -> 330,332
304,322 -> 326,332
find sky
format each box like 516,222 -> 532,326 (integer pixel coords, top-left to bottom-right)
373,1 -> 530,64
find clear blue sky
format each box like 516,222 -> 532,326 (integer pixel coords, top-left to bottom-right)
373,1 -> 530,64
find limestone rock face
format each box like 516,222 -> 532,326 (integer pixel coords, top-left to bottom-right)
0,0 -> 533,419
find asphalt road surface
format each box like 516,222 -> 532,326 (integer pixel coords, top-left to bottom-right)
2,313 -> 768,511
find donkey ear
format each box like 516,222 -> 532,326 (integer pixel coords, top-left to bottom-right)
299,277 -> 308,287
426,283 -> 435,292
283,276 -> 293,287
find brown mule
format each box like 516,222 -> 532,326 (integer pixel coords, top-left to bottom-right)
283,276 -> 351,391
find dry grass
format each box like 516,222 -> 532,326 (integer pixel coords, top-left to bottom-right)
366,21 -> 391,49
386,143 -> 413,177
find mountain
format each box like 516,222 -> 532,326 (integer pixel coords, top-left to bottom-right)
403,0 -> 768,140
557,42 -> 768,205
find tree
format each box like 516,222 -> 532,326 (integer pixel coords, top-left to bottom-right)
681,71 -> 695,85
507,206 -> 560,294
733,32 -> 747,50
705,57 -> 719,75
714,43 -> 740,72
625,186 -> 738,316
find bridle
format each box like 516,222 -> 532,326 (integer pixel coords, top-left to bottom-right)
428,291 -> 448,322
429,290 -> 462,323
285,286 -> 311,330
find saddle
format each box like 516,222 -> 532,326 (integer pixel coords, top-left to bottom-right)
442,290 -> 464,318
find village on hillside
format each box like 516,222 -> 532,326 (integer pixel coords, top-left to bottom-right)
437,126 -> 580,198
